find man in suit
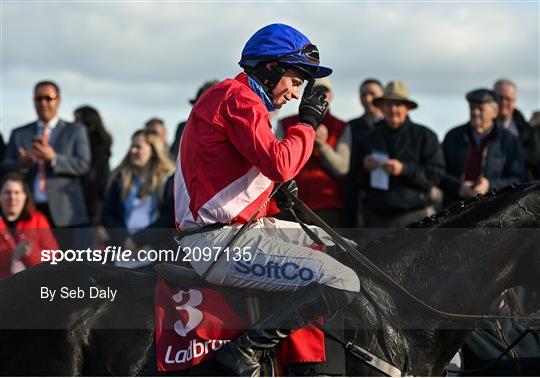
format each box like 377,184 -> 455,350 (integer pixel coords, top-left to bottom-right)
2,81 -> 91,241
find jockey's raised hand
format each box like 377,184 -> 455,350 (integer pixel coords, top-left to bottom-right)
299,79 -> 329,128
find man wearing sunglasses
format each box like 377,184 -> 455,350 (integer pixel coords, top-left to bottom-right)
1,81 -> 91,243
174,24 -> 360,376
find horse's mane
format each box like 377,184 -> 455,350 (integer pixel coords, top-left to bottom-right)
409,183 -> 535,229
353,182 -> 540,268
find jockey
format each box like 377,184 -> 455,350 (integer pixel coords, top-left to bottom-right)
174,23 -> 360,376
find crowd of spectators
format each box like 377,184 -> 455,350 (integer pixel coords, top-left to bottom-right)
0,77 -> 538,275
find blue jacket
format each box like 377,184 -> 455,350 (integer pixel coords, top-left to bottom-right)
441,123 -> 525,205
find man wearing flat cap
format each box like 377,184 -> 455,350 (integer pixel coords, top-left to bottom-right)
356,80 -> 445,228
440,88 -> 525,206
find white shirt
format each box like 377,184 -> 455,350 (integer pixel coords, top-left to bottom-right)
33,116 -> 59,203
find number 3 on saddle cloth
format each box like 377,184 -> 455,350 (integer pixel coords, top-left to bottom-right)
154,277 -> 326,373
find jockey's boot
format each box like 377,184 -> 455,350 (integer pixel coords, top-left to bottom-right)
215,283 -> 356,376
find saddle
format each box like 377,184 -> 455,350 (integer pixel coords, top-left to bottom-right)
154,263 -> 267,298
154,262 -> 279,328
155,263 -> 206,287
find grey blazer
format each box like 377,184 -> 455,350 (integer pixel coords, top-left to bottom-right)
1,120 -> 91,227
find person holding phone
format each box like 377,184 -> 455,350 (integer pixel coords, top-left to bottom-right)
1,81 -> 91,248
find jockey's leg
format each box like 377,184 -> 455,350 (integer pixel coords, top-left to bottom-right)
180,218 -> 359,292
216,283 -> 357,376
177,218 -> 360,376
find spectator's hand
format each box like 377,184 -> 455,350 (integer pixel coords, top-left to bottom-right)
97,226 -> 109,243
18,148 -> 36,169
314,124 -> 328,147
10,260 -> 26,275
32,140 -> 56,162
383,159 -> 404,176
459,180 -> 476,198
123,236 -> 137,252
12,240 -> 32,260
299,79 -> 328,129
363,155 -> 380,172
429,186 -> 443,204
474,176 -> 490,195
274,180 -> 298,212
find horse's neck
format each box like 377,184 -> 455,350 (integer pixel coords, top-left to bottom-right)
347,186 -> 540,375
366,228 -> 517,312
353,220 -> 528,374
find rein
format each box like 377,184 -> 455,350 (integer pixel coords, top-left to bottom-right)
282,187 -> 540,323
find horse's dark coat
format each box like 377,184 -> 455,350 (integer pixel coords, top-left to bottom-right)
0,183 -> 539,376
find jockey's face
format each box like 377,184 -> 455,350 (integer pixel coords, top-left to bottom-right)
271,68 -> 305,109
0,180 -> 27,219
130,135 -> 153,169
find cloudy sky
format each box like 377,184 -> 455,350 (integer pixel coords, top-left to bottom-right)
2,1 -> 539,166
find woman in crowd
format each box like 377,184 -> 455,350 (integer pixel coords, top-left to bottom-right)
74,105 -> 113,226
101,129 -> 175,269
0,172 -> 58,278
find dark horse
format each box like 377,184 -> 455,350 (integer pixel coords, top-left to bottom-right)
0,183 -> 539,376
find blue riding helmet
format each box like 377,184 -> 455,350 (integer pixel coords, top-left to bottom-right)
239,23 -> 332,79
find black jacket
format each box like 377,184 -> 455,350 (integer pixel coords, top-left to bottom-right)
343,114 -> 380,226
357,118 -> 445,213
509,109 -> 540,180
441,123 -> 524,205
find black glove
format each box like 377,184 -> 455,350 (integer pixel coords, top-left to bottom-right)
299,79 -> 329,128
274,180 -> 298,212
